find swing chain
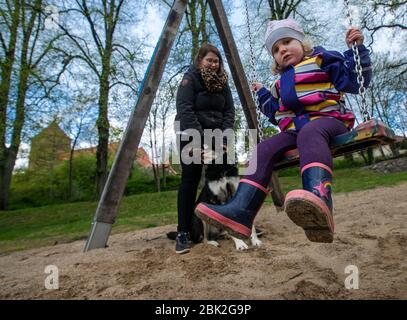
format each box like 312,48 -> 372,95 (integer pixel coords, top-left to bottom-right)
244,0 -> 264,142
344,0 -> 371,122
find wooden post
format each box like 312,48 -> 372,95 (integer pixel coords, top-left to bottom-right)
208,0 -> 258,130
208,0 -> 285,209
270,172 -> 284,211
84,0 -> 188,252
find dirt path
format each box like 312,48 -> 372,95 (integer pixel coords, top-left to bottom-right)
1,183 -> 406,299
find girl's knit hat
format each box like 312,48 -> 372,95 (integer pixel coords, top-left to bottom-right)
265,18 -> 305,54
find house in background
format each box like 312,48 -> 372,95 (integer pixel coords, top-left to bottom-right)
59,143 -> 177,174
28,121 -> 71,170
28,122 -> 156,171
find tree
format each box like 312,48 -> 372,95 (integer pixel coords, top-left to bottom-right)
143,80 -> 177,192
62,94 -> 95,200
266,0 -> 305,19
146,98 -> 160,192
55,0 -> 146,198
160,82 -> 177,188
361,0 -> 407,79
0,0 -> 70,210
185,0 -> 209,59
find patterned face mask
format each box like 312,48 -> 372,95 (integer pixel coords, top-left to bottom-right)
200,68 -> 228,93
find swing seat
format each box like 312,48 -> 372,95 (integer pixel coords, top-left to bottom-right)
274,119 -> 397,170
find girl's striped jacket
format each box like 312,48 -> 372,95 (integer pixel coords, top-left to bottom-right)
257,45 -> 372,132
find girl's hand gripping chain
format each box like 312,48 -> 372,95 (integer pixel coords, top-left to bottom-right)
346,27 -> 364,49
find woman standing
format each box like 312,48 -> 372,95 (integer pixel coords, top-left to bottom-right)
174,43 -> 235,254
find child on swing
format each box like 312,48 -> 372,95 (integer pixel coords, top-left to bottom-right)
195,18 -> 372,243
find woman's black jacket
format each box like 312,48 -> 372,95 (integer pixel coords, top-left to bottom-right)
175,65 -> 235,136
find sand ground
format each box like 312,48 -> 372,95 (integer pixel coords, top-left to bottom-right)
0,183 -> 406,299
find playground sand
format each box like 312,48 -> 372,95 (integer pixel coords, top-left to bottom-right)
0,183 -> 406,299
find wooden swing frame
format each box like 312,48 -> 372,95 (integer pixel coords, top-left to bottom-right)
84,0 -> 397,251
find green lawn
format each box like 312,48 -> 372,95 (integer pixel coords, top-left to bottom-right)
1,167 -> 407,254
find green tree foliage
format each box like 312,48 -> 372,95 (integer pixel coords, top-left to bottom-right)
54,0 -> 147,198
0,0 -> 70,210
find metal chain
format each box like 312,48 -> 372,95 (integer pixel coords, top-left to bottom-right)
244,0 -> 264,142
344,0 -> 371,121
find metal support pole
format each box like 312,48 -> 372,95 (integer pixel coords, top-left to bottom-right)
84,0 -> 188,252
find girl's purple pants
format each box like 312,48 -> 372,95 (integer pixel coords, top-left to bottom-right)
244,117 -> 349,187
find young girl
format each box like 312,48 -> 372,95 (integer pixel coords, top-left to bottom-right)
195,18 -> 371,243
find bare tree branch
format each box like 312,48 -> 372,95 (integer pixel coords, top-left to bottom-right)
54,21 -> 100,76
0,29 -> 8,52
76,0 -> 104,58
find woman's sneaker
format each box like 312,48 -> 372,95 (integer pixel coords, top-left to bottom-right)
175,231 -> 191,254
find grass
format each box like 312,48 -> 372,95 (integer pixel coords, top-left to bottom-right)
0,192 -> 178,254
1,166 -> 407,254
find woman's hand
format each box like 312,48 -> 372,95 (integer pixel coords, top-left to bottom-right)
346,27 -> 364,48
251,82 -> 263,93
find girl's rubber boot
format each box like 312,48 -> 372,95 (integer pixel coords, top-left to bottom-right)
195,179 -> 268,240
284,164 -> 334,243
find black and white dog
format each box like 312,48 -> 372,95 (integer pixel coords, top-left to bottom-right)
168,159 -> 263,251
193,162 -> 263,250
